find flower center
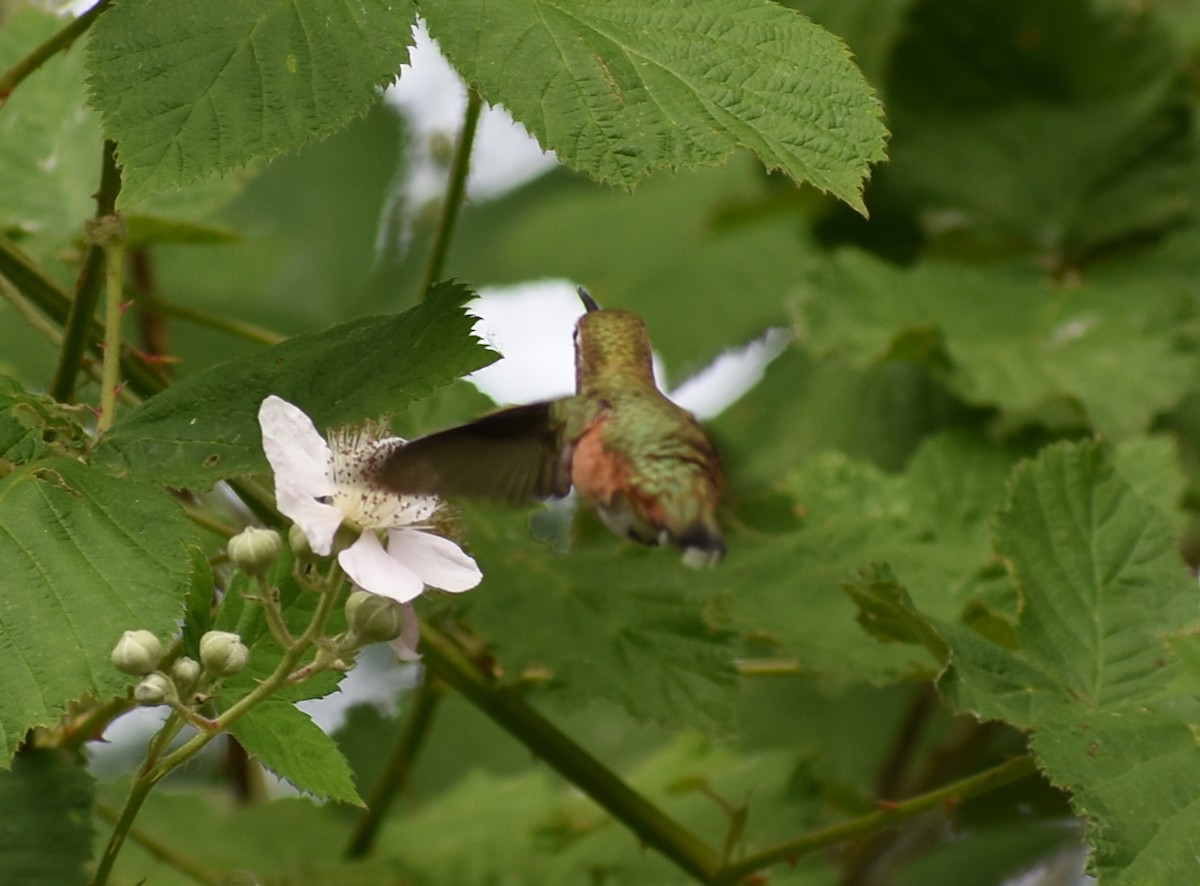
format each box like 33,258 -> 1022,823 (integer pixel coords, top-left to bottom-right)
328,424 -> 440,529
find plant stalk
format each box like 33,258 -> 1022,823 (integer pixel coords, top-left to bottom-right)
0,0 -> 112,100
418,88 -> 483,301
419,623 -> 722,882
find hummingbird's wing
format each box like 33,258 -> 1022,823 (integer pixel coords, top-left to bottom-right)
375,402 -> 572,502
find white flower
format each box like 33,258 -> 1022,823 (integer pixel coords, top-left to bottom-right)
258,395 -> 483,604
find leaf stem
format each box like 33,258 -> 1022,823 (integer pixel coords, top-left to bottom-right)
711,754 -> 1039,885
52,139 -> 122,404
135,293 -> 286,346
344,675 -> 445,858
418,623 -> 722,882
0,0 -> 111,101
418,88 -> 483,301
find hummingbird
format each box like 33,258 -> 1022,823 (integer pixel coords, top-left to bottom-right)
375,288 -> 725,566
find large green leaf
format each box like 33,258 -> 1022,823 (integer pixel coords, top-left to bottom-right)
93,282 -> 497,489
85,0 -> 417,203
420,0 -> 887,212
0,750 -> 94,885
894,442 -> 1200,884
0,459 -> 195,763
0,375 -> 88,464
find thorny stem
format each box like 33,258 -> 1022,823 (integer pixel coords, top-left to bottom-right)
135,292 -> 286,346
711,755 -> 1039,885
0,232 -> 165,399
345,675 -> 446,858
92,575 -> 343,885
418,623 -> 723,882
94,799 -> 221,886
0,0 -> 111,101
52,139 -> 122,404
96,215 -> 127,434
418,88 -> 483,301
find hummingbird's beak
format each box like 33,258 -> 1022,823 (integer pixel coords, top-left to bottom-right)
577,287 -> 601,313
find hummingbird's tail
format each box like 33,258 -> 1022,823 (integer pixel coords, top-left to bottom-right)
676,523 -> 725,569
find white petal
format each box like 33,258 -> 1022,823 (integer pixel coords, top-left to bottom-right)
386,528 -> 483,593
259,396 -> 336,499
259,396 -> 341,552
339,532 -> 426,604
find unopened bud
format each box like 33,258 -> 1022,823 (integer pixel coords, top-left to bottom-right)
345,590 -> 406,645
288,523 -> 314,562
133,673 -> 172,706
172,656 -> 201,689
227,526 -> 281,576
199,631 -> 250,677
112,630 -> 164,676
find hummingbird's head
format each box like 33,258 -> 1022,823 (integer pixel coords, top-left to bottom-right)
573,297 -> 655,391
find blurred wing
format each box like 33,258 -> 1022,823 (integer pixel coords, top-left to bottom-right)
375,402 -> 571,502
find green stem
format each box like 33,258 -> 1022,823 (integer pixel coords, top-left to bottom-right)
97,217 -> 127,434
344,676 -> 445,858
419,623 -> 722,882
418,88 -> 483,301
0,0 -> 111,100
179,503 -> 238,539
136,293 -> 285,346
0,233 -> 165,398
711,755 -> 1039,886
52,139 -> 122,404
94,581 -> 343,885
94,800 -> 220,886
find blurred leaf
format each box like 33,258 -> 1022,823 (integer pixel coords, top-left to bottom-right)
455,507 -> 739,730
0,459 -> 195,763
802,251 -> 1200,437
86,0 -> 417,203
154,101 -> 413,362
885,0 -> 1195,258
0,9 -> 101,263
450,159 -> 808,374
421,0 -> 887,211
0,750 -> 94,885
93,281 -> 497,489
712,345 -> 976,486
229,702 -> 363,806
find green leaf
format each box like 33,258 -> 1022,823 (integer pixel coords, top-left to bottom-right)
0,460 -> 195,763
0,9 -> 102,261
93,282 -> 497,489
0,375 -> 88,464
85,0 -> 417,203
992,442 -> 1196,712
0,750 -> 94,885
420,0 -> 887,211
802,250 -> 1200,437
885,0 -> 1193,257
229,702 -> 363,806
842,563 -> 949,663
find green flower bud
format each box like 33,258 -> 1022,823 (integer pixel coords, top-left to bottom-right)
345,590 -> 406,645
288,523 -> 313,561
172,656 -> 201,689
133,673 -> 172,706
199,631 -> 250,677
227,526 -> 282,576
111,630 -> 164,676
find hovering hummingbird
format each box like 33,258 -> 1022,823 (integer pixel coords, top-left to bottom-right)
375,288 -> 725,566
